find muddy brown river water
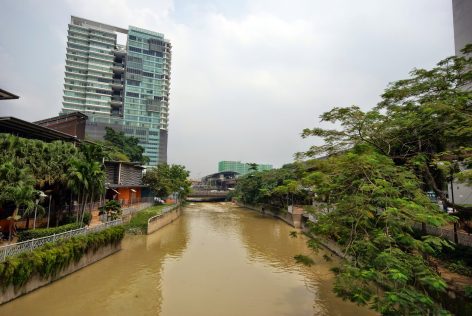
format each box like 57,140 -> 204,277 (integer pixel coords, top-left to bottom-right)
0,203 -> 376,316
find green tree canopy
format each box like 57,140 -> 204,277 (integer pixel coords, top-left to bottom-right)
104,127 -> 150,164
143,164 -> 191,199
299,45 -> 472,218
304,145 -> 452,315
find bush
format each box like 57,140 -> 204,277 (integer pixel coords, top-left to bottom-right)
447,260 -> 472,277
18,223 -> 82,242
98,200 -> 122,220
0,225 -> 125,288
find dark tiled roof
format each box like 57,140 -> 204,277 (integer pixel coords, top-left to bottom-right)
0,117 -> 79,142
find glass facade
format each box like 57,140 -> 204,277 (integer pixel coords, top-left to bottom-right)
61,17 -> 171,166
218,161 -> 273,176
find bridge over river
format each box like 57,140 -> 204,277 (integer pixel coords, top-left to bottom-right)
186,190 -> 230,202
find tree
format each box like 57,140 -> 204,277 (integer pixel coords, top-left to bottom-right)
292,47 -> 472,314
299,45 -> 472,220
0,134 -> 79,226
235,164 -> 308,209
143,164 -> 191,200
99,200 -> 122,220
67,156 -> 105,225
0,161 -> 39,240
247,163 -> 259,172
301,145 -> 452,315
104,127 -> 150,164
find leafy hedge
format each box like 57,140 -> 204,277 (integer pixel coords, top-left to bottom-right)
0,226 -> 125,289
18,223 -> 82,242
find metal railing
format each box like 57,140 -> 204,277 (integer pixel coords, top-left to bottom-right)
147,203 -> 180,225
0,219 -> 122,261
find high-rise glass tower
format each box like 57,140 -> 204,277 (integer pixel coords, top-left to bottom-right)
218,161 -> 273,176
61,16 -> 171,165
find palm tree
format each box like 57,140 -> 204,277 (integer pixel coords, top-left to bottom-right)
0,161 -> 38,240
67,157 -> 105,226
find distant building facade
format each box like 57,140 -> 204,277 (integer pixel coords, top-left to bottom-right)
218,161 -> 272,176
452,0 -> 472,55
450,0 -> 472,205
61,16 -> 172,165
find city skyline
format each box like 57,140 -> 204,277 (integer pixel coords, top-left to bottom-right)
0,0 -> 454,177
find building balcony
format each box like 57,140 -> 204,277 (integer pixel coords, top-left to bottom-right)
111,97 -> 123,106
111,79 -> 124,89
112,62 -> 125,73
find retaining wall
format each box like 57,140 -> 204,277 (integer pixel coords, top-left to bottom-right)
235,202 -> 303,228
1,242 -> 121,305
147,205 -> 182,235
237,202 -> 348,258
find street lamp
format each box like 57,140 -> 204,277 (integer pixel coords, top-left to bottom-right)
33,191 -> 47,230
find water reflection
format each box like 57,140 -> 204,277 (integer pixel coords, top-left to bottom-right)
0,202 -> 375,316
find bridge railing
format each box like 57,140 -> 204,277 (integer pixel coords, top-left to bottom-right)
188,191 -> 229,197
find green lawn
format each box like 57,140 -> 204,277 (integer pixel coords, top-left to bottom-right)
126,204 -> 167,234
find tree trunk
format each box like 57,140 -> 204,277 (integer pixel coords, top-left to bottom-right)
8,207 -> 19,242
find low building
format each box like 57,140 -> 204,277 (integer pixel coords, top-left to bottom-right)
34,112 -> 88,140
104,161 -> 150,205
0,116 -> 80,143
200,171 -> 239,191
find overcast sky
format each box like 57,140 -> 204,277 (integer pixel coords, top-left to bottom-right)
0,0 -> 454,178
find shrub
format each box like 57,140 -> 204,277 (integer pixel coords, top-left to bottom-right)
0,225 -> 125,289
447,260 -> 472,277
99,200 -> 122,220
18,223 -> 82,242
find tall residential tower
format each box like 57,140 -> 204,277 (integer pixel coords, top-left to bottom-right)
62,16 -> 171,165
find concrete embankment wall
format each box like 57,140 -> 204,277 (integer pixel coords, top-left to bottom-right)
1,242 -> 121,305
147,206 -> 182,235
236,201 -> 347,259
235,202 -> 298,227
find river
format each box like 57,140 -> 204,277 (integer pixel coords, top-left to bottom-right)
0,202 -> 376,316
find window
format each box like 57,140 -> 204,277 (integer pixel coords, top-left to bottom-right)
126,92 -> 140,98
127,79 -> 141,86
128,46 -> 142,53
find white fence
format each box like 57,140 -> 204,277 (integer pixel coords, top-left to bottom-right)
0,219 -> 122,261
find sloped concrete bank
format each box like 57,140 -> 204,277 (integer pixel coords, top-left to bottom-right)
1,242 -> 121,305
146,204 -> 182,235
235,201 -> 348,258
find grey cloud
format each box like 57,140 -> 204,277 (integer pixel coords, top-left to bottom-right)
0,0 -> 453,177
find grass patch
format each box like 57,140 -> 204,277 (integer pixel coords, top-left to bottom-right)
125,204 -> 168,234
